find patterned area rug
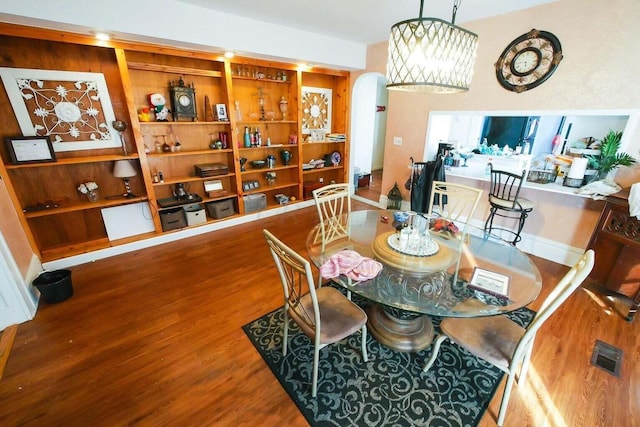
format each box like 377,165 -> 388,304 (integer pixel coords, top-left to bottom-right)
243,295 -> 534,427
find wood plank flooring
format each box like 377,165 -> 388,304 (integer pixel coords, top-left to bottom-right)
354,169 -> 383,203
0,201 -> 638,426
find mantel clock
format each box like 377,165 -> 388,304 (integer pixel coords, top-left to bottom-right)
170,76 -> 197,121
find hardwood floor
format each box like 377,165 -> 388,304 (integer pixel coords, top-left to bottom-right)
1,201 -> 638,426
354,169 -> 383,203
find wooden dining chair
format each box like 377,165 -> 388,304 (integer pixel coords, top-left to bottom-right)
484,164 -> 534,245
422,249 -> 595,426
263,229 -> 368,397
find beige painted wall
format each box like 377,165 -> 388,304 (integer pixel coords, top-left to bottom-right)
356,0 -> 640,250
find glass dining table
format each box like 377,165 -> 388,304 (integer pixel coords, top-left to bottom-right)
306,209 -> 542,352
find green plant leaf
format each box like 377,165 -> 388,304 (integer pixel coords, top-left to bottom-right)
590,130 -> 636,173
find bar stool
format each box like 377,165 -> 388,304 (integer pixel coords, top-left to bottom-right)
484,163 -> 534,245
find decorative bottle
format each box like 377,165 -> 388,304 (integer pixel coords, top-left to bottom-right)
485,157 -> 493,175
243,126 -> 251,148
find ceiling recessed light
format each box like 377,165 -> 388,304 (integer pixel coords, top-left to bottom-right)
224,51 -> 235,59
94,32 -> 111,41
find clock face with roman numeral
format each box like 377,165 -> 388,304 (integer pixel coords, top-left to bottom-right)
495,29 -> 563,93
170,78 -> 197,121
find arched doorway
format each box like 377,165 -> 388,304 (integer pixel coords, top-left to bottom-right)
350,72 -> 388,206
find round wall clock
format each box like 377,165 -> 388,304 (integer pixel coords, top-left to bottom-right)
495,29 -> 563,93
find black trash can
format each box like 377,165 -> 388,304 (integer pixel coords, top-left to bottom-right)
33,270 -> 73,303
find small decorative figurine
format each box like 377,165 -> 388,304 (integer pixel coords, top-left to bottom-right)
149,93 -> 170,122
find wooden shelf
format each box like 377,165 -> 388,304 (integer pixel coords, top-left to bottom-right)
127,62 -> 222,78
152,173 -> 235,186
240,165 -> 297,175
147,149 -> 233,158
139,121 -> 230,126
202,193 -> 238,204
231,75 -> 290,84
238,145 -> 298,152
156,194 -> 239,212
23,196 -> 149,218
5,154 -> 139,169
302,141 -> 346,145
242,182 -> 297,195
303,165 -> 344,175
237,120 -> 296,125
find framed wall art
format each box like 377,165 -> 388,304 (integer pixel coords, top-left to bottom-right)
0,67 -> 122,152
301,86 -> 332,135
4,135 -> 56,164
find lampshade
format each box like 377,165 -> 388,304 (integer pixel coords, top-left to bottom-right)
386,0 -> 478,93
113,160 -> 137,178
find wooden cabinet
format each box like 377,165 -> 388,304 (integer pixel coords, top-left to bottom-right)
587,190 -> 640,320
228,60 -> 302,208
4,155 -> 148,261
0,25 -> 351,262
299,70 -> 349,198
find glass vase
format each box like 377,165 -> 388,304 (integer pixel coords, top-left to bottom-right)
86,190 -> 99,202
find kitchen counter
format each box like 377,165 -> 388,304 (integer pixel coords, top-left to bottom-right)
446,154 -> 590,197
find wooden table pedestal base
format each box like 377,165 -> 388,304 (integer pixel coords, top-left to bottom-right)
366,304 -> 434,352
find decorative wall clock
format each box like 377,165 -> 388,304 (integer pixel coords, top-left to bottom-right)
0,67 -> 121,152
495,29 -> 563,93
301,86 -> 332,134
169,76 -> 197,121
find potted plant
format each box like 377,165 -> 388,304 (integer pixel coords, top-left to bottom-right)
586,130 -> 636,181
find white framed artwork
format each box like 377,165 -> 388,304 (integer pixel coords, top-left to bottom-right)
301,86 -> 332,135
216,103 -> 228,121
0,67 -> 121,152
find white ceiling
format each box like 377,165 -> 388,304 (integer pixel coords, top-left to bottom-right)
177,0 -> 558,45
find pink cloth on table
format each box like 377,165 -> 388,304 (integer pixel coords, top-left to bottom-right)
320,250 -> 383,282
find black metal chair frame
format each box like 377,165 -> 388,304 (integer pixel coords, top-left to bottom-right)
484,163 -> 532,245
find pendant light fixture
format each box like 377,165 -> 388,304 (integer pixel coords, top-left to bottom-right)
386,0 -> 478,93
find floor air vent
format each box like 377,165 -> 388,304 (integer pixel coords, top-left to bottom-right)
590,340 -> 623,377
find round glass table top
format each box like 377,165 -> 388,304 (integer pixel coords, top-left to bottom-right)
306,209 -> 542,318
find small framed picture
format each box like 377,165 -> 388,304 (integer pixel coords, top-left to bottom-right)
4,136 -> 57,164
310,129 -> 326,142
216,104 -> 228,121
468,267 -> 510,299
289,135 -> 298,145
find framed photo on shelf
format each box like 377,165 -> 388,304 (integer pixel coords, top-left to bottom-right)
216,104 -> 228,121
4,136 -> 56,164
288,135 -> 298,145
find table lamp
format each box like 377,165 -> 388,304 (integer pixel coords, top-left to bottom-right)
113,160 -> 137,198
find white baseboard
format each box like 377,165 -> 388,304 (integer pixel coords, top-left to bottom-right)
466,218 -> 582,267
43,197 -> 582,270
